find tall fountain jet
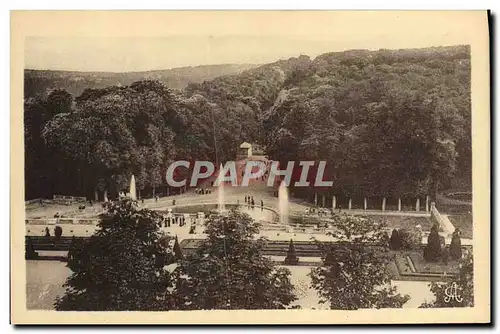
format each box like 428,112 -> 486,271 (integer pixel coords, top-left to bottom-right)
278,180 -> 289,227
129,175 -> 137,200
217,165 -> 226,212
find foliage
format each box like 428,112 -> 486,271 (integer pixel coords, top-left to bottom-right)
420,250 -> 474,308
398,227 -> 422,250
25,46 -> 471,202
424,224 -> 442,262
54,225 -> 63,239
25,238 -> 38,260
263,46 -> 471,198
310,214 -> 410,309
55,199 -> 175,311
173,209 -> 297,310
449,228 -> 463,260
284,239 -> 299,265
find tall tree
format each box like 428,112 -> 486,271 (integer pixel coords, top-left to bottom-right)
55,199 -> 175,311
173,210 -> 297,310
310,214 -> 410,309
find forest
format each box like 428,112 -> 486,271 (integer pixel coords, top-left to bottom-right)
24,45 -> 471,202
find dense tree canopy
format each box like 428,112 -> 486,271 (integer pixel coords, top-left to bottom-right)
24,45 -> 471,200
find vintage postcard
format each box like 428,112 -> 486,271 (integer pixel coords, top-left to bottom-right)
11,11 -> 490,324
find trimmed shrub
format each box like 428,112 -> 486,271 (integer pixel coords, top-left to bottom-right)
449,229 -> 463,260
173,236 -> 183,262
424,224 -> 442,262
442,247 -> 450,265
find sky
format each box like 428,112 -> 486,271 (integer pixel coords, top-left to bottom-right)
22,11 -> 485,72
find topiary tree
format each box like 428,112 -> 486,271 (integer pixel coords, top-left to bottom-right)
173,235 -> 183,262
442,247 -> 450,265
389,229 -> 401,250
55,199 -> 176,311
399,227 -> 421,250
284,239 -> 299,265
25,237 -> 38,260
449,228 -> 462,260
66,236 -> 83,263
54,225 -> 63,240
424,224 -> 442,262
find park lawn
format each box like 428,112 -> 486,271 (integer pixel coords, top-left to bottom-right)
447,214 -> 473,239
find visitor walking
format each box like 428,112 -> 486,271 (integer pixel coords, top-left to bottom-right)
251,198 -> 255,207
245,195 -> 248,203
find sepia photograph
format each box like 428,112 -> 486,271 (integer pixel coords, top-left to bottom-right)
10,10 -> 490,324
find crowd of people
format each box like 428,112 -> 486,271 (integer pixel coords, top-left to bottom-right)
194,188 -> 212,195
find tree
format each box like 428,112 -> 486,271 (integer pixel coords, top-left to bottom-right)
284,239 -> 299,265
55,199 -> 175,311
420,250 -> 474,308
398,227 -> 421,250
173,209 -> 297,310
309,214 -> 410,309
449,228 -> 463,260
54,225 -> 63,239
424,224 -> 442,262
173,236 -> 183,262
389,229 -> 401,250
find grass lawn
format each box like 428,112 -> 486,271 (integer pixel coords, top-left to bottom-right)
447,214 -> 473,239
